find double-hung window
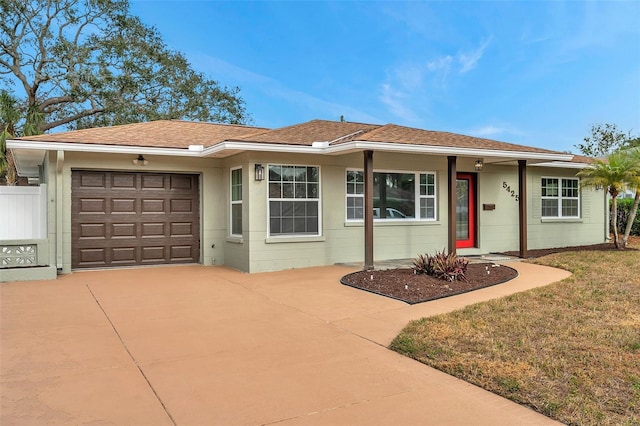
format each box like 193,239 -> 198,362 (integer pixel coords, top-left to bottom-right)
346,170 -> 437,221
268,165 -> 320,236
541,177 -> 580,218
230,167 -> 243,236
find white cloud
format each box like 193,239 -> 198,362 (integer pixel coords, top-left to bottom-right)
427,55 -> 453,72
468,124 -> 524,138
394,64 -> 426,92
426,55 -> 453,88
470,125 -> 507,137
379,84 -> 418,123
458,36 -> 493,73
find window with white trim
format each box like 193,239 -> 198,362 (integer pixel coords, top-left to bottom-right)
541,177 -> 580,218
346,170 -> 437,221
230,167 -> 242,236
268,165 -> 320,236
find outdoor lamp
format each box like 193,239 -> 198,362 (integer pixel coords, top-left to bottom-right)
254,164 -> 265,181
474,158 -> 484,171
133,154 -> 148,166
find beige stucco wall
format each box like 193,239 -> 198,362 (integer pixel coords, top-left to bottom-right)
45,149 -> 606,275
235,152 -> 606,272
528,166 -> 606,249
221,155 -> 250,272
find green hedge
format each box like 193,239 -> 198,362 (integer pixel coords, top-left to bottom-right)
610,197 -> 640,236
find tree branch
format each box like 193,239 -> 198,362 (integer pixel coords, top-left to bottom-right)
39,95 -> 75,111
40,107 -> 103,132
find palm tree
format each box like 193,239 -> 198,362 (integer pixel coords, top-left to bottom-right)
0,91 -> 20,185
621,147 -> 640,247
1,91 -> 44,185
577,150 -> 637,249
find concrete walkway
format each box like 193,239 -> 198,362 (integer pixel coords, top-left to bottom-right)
1,262 -> 569,425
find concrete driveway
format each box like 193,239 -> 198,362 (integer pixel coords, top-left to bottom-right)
1,263 -> 567,425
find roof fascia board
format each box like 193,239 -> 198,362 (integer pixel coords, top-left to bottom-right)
6,139 -> 199,157
202,141 -> 325,156
204,140 -> 573,161
9,138 -> 575,163
326,141 -> 574,162
531,161 -> 588,169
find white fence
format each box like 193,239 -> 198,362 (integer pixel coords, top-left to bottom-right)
0,185 -> 47,239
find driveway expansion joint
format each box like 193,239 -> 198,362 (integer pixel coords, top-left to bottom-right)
85,283 -> 177,426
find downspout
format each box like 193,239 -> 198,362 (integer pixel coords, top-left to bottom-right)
604,189 -> 610,242
56,150 -> 64,271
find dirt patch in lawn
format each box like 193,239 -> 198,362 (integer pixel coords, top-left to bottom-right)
500,236 -> 639,258
341,263 -> 518,304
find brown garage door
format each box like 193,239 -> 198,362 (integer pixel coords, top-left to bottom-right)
72,170 -> 200,269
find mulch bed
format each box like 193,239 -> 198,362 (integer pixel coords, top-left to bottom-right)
341,238 -> 639,304
341,263 -> 518,304
500,238 -> 638,258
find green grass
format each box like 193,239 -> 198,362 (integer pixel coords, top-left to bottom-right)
390,242 -> 640,425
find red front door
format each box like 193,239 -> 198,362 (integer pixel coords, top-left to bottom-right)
456,173 -> 476,248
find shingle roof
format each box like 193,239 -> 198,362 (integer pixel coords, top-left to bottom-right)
569,154 -> 596,164
14,118 -> 573,159
233,119 -> 381,145
17,120 -> 267,149
236,120 -> 566,156
353,124 -> 563,155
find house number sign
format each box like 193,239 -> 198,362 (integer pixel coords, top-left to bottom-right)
502,182 -> 520,201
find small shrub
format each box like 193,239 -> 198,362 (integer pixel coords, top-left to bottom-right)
610,198 -> 640,236
413,249 -> 469,282
412,253 -> 433,275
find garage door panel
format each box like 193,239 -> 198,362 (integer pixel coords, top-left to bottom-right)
141,174 -> 166,189
111,173 -> 137,189
79,223 -> 106,239
111,198 -> 136,213
142,223 -> 165,237
170,199 -> 194,213
78,172 -> 106,189
72,171 -> 199,269
141,246 -> 166,263
112,223 -> 136,238
111,247 -> 137,264
141,199 -> 165,213
77,248 -> 108,267
170,245 -> 196,261
79,198 -> 107,214
170,175 -> 194,190
170,222 -> 193,237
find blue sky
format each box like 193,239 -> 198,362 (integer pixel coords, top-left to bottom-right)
130,0 -> 640,153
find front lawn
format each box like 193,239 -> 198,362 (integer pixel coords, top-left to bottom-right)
390,241 -> 640,426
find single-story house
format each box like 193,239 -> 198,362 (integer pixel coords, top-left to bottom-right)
2,119 -> 607,281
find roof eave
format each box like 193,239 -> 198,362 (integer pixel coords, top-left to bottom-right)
202,141 -> 325,157
326,141 -> 574,162
6,139 -> 201,157
531,161 -> 590,169
8,138 -> 575,163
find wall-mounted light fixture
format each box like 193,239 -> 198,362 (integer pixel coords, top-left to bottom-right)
254,163 -> 265,181
474,158 -> 484,171
132,154 -> 148,166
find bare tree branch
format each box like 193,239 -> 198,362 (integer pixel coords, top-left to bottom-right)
40,106 -> 103,132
